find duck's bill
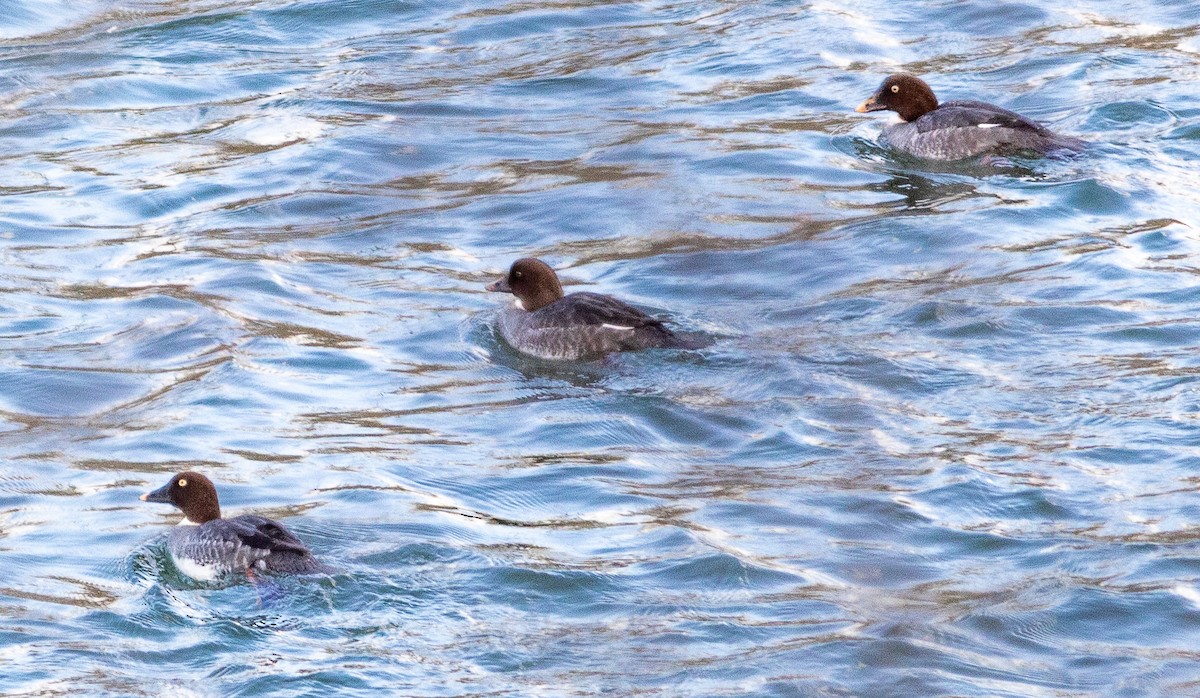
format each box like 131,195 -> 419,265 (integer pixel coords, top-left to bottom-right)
855,94 -> 885,113
140,481 -> 172,503
486,278 -> 511,293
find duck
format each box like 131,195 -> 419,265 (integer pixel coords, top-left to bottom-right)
855,73 -> 1085,160
485,257 -> 694,360
140,471 -> 327,581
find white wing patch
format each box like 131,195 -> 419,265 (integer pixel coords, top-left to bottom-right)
602,323 -> 635,331
978,123 -> 1001,129
172,553 -> 221,581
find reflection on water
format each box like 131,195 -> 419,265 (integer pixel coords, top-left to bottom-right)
1,0 -> 1200,695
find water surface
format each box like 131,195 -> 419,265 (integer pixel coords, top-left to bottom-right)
1,0 -> 1199,695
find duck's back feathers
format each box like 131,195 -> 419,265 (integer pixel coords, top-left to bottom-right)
228,515 -> 327,575
497,292 -> 688,360
884,100 -> 1085,160
918,100 -> 1044,133
224,514 -> 310,555
168,515 -> 326,579
536,292 -> 667,331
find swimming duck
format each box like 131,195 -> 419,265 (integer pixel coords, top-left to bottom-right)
855,73 -> 1085,160
485,257 -> 692,360
141,471 -> 326,581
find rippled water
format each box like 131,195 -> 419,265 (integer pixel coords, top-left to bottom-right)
2,0 -> 1200,695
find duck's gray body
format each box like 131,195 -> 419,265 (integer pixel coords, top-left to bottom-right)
166,515 -> 325,581
881,100 -> 1085,160
497,292 -> 684,361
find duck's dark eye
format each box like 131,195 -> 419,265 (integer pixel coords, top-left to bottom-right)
891,84 -> 900,93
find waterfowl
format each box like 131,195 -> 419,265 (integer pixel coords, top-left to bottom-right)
855,73 -> 1085,160
485,257 -> 693,360
141,471 -> 326,581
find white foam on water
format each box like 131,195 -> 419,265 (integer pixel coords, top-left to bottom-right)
237,113 -> 325,147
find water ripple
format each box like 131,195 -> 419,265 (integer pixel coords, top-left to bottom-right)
1,0 -> 1200,695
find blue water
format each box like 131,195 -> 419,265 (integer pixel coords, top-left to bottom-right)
1,0 -> 1199,695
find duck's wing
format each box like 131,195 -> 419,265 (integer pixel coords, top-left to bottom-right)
224,515 -> 313,556
887,99 -> 1085,160
545,292 -> 669,330
921,100 -> 1049,135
